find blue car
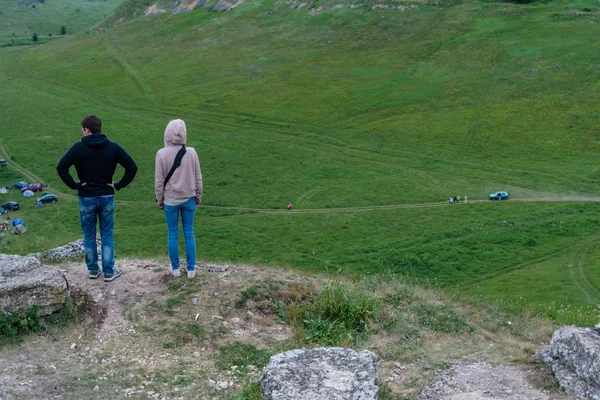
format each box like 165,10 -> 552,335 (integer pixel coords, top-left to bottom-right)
490,191 -> 510,200
12,181 -> 28,189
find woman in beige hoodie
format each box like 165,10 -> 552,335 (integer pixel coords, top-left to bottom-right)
155,120 -> 202,278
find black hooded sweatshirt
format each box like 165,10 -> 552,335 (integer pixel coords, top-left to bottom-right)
56,133 -> 138,198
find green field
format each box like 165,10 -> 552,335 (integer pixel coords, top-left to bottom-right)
0,0 -> 599,324
0,0 -> 123,46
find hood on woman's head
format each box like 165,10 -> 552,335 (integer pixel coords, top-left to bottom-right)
164,119 -> 187,146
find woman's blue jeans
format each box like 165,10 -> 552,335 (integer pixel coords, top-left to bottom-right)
164,198 -> 196,271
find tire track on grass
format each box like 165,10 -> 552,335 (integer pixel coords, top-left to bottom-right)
460,235 -> 600,290
96,31 -> 155,100
14,75 -> 586,197
569,244 -> 600,305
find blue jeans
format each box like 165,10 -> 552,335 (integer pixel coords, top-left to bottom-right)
79,196 -> 115,275
164,198 -> 196,271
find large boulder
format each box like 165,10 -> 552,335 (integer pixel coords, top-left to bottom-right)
542,324 -> 600,399
0,254 -> 69,316
258,347 -> 378,400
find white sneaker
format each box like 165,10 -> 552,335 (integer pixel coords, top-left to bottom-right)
187,270 -> 196,279
171,268 -> 181,277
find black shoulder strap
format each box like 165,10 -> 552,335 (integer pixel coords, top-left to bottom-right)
163,145 -> 186,187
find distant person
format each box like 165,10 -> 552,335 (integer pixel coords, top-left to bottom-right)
448,197 -> 452,204
155,119 -> 202,279
287,203 -> 292,211
464,195 -> 468,203
457,195 -> 461,202
57,115 -> 138,282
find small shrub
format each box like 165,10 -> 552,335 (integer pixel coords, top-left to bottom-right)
289,281 -> 380,346
235,281 -> 283,309
0,306 -> 41,338
303,317 -> 350,346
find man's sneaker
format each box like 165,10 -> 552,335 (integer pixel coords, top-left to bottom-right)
187,270 -> 196,279
88,269 -> 102,279
171,268 -> 181,277
104,268 -> 122,282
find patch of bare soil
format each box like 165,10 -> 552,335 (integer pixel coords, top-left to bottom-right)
417,362 -> 572,400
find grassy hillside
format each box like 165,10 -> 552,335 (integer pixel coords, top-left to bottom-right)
0,0 -> 124,46
0,0 -> 599,324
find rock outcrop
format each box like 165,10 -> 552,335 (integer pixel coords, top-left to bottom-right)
0,254 -> 69,316
542,324 -> 600,399
31,238 -> 101,263
258,347 -> 378,400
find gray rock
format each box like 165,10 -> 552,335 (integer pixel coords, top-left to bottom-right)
207,264 -> 231,273
211,0 -> 234,11
258,347 -> 378,400
172,3 -> 189,14
32,238 -> 101,263
542,324 -> 600,399
0,254 -> 69,316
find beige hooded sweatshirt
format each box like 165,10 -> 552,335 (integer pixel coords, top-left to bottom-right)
155,119 -> 202,206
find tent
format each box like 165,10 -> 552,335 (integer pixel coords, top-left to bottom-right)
13,224 -> 26,235
23,190 -> 34,197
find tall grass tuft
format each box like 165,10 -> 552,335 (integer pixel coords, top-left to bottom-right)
289,281 -> 379,346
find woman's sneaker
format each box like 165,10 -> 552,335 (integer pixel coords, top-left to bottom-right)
187,270 -> 196,279
171,268 -> 181,277
104,268 -> 122,282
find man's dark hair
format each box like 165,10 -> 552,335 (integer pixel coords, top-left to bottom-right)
81,115 -> 102,134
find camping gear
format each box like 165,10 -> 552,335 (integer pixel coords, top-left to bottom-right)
12,225 -> 26,235
12,218 -> 24,227
23,190 -> 34,197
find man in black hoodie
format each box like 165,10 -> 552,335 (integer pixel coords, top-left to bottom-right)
57,115 -> 137,282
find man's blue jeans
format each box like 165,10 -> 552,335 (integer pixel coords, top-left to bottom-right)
79,196 -> 115,275
164,198 -> 196,272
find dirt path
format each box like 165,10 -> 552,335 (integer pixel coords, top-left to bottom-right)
417,362 -> 572,400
